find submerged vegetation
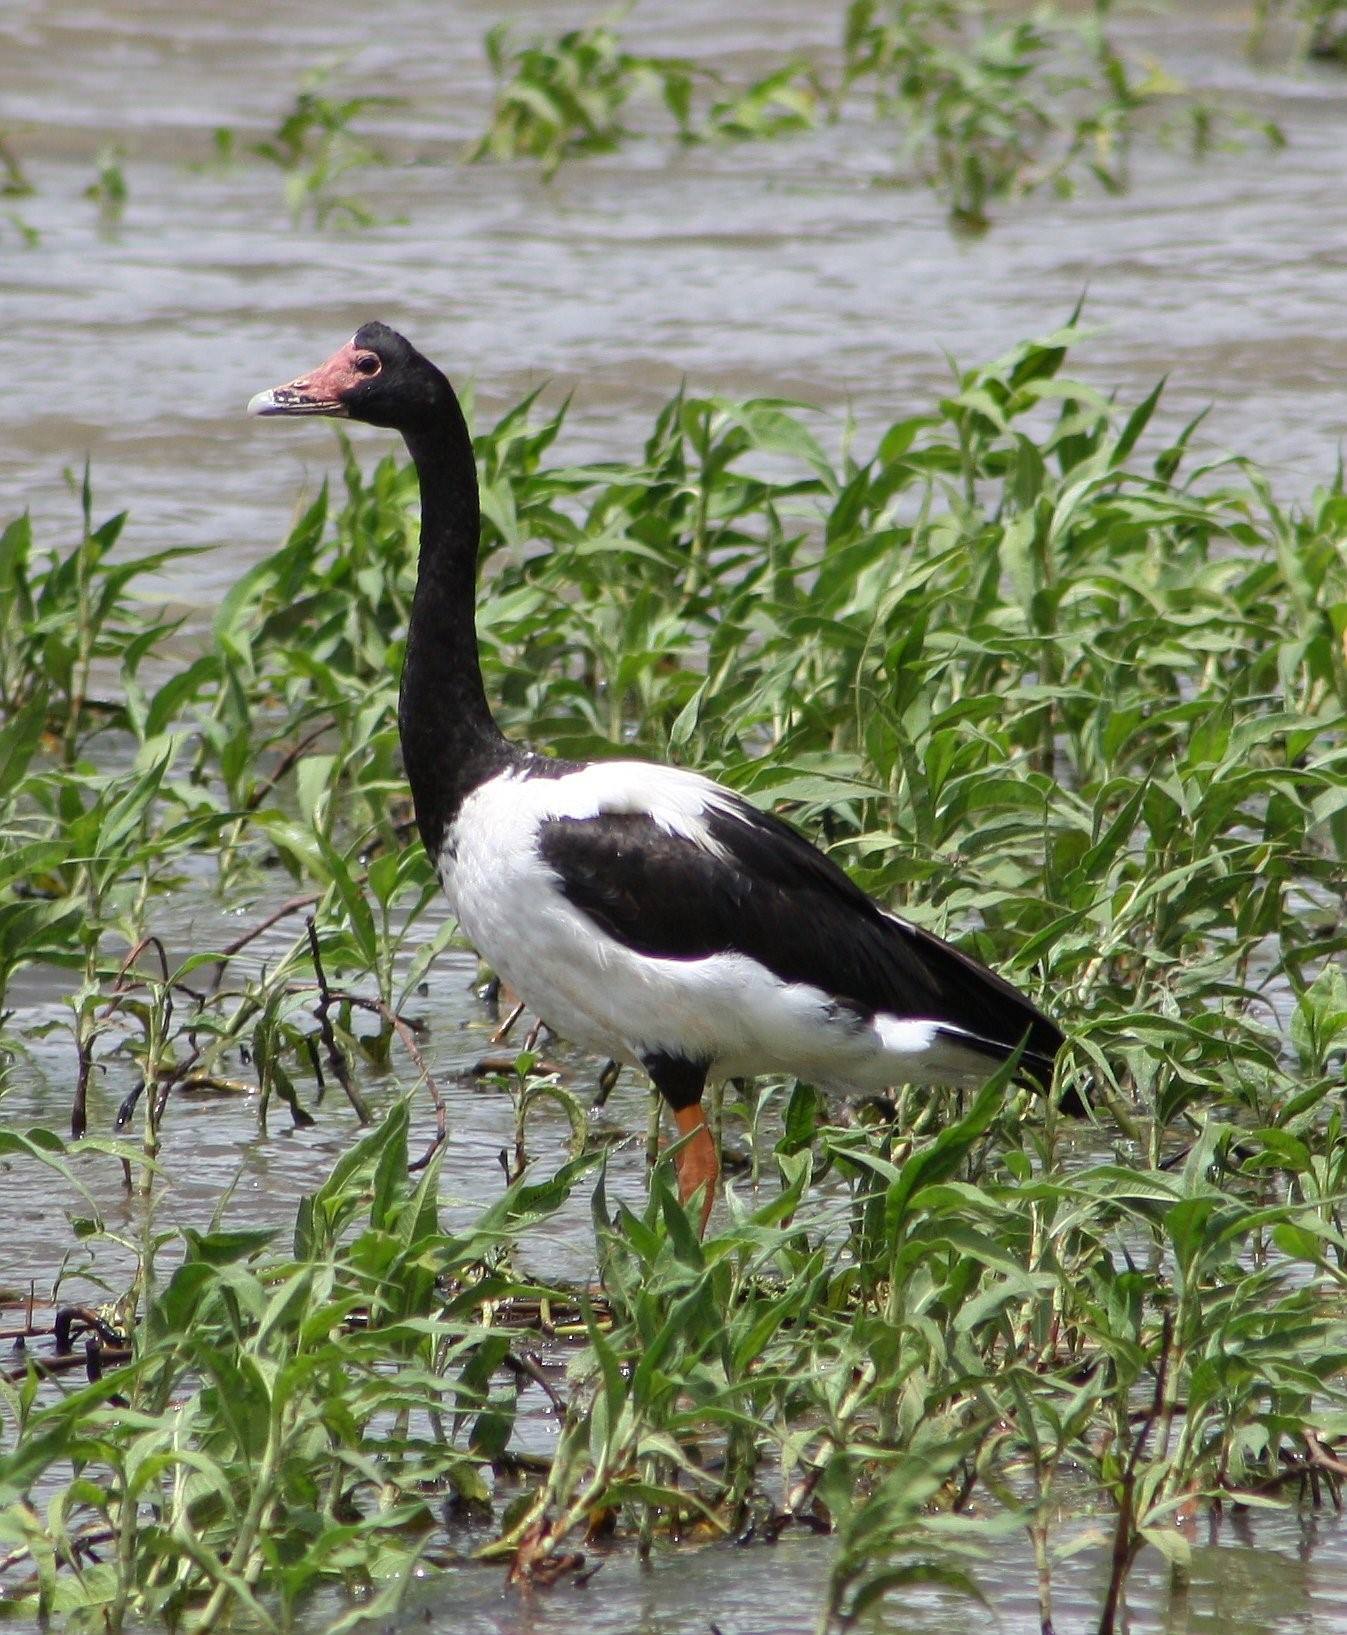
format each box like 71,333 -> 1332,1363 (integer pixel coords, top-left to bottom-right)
1,2 -> 1314,240
469,16 -> 822,175
249,66 -> 401,229
3,328 -> 1347,1629
473,0 -> 1284,223
1250,0 -> 1347,59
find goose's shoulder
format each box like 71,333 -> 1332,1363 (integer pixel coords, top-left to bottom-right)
460,755 -> 732,830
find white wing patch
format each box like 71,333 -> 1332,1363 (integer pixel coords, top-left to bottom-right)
454,759 -> 742,861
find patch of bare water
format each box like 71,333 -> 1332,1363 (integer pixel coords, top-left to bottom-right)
4,1 -> 1347,1629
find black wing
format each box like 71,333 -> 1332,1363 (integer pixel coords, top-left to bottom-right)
536,794 -> 1064,1089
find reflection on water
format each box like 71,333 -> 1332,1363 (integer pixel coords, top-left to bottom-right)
4,0 -> 1347,1629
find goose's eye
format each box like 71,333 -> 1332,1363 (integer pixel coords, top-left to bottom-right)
353,353 -> 381,377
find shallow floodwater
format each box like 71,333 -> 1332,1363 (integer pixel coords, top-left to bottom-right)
381,1513 -> 1347,1635
3,1 -> 1347,1630
3,0 -> 1346,596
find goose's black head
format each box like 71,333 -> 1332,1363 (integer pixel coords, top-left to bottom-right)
248,321 -> 451,433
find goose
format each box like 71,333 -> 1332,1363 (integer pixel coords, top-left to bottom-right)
249,322 -> 1070,1230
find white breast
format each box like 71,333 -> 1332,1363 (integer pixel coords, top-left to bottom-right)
438,761 -> 730,1062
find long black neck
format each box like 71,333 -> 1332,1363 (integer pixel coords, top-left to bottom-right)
397,394 -> 517,863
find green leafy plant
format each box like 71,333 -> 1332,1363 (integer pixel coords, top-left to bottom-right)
472,15 -> 699,175
840,0 -> 1276,225
0,1106 -> 600,1629
471,10 -> 824,172
469,2 -> 1280,219
0,470 -> 195,761
1249,0 -> 1347,59
83,145 -> 127,222
3,326 -> 1347,1628
701,61 -> 822,142
253,65 -> 400,228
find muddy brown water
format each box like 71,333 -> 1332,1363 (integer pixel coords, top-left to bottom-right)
3,0 -> 1347,1629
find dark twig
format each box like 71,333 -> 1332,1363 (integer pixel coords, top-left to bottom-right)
470,1053 -> 567,1080
53,1305 -> 126,1355
205,892 -> 322,993
591,1059 -> 621,1108
0,1524 -> 116,1577
377,996 -> 446,1171
118,935 -> 170,988
490,1000 -> 526,1045
71,1041 -> 92,1140
292,980 -> 446,1169
1098,1310 -> 1172,1635
305,1032 -> 326,1101
1305,1432 -> 1347,1482
84,1335 -> 128,1405
304,918 -> 372,1124
246,719 -> 335,811
504,1348 -> 568,1416
4,1346 -> 131,1385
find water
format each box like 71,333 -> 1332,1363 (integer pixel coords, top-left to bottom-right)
373,1514 -> 1347,1634
3,1 -> 1347,1628
3,0 -> 1346,600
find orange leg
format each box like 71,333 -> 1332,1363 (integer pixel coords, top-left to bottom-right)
673,1103 -> 718,1236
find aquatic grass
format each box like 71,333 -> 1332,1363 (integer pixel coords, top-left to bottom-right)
1249,0 -> 1347,59
471,15 -> 699,177
4,325 -> 1347,1626
252,65 -> 400,229
472,3 -> 1281,224
82,147 -> 127,225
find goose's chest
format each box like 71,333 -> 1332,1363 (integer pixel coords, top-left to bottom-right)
428,761 -> 762,1064
438,778 -> 556,955
434,775 -> 616,1042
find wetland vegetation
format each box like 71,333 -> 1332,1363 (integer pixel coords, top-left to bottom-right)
4,1 -> 1347,1631
3,0 -> 1334,241
2,322 -> 1347,1630
471,0 -> 1287,224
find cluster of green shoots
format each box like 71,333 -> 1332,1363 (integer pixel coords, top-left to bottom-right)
1250,0 -> 1347,60
1,328 -> 1347,1629
202,64 -> 402,230
473,0 -> 1288,224
470,16 -> 822,177
10,0 -> 1336,240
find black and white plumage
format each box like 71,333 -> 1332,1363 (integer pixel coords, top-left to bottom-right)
250,322 -> 1069,1229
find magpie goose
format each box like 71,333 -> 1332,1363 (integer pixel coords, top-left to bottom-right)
249,323 -> 1068,1230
